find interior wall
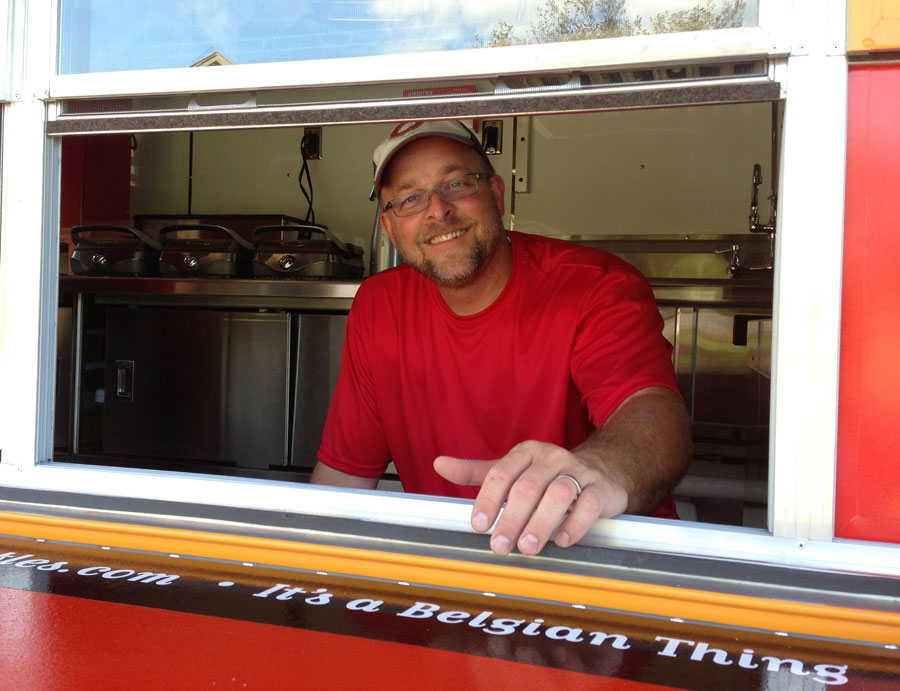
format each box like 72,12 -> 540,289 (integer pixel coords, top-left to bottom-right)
190,126 -> 383,256
130,131 -> 191,216
130,103 -> 772,263
515,103 -> 774,237
130,121 -> 514,264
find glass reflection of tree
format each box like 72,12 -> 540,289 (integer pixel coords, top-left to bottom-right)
476,0 -> 747,47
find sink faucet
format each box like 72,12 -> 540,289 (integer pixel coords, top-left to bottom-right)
717,163 -> 776,276
715,243 -> 743,275
749,163 -> 777,235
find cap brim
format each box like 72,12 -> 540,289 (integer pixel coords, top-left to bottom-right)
371,129 -> 480,202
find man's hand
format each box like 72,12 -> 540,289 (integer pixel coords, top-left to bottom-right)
434,442 -> 628,556
434,387 -> 692,556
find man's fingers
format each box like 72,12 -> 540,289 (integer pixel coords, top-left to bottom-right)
513,474 -> 583,555
469,447 -> 540,544
433,456 -> 508,536
436,442 -> 629,555
485,466 -> 552,554
433,455 -> 491,486
434,449 -> 537,543
511,476 -> 626,555
478,444 -> 575,555
554,481 -> 628,548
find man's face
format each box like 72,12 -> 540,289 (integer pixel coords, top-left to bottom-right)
379,137 -> 506,287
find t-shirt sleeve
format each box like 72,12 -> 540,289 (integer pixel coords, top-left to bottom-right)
316,285 -> 391,478
570,262 -> 680,428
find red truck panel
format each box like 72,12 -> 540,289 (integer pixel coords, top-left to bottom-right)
837,64 -> 900,543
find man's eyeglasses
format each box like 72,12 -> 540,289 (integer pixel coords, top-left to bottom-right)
383,172 -> 493,217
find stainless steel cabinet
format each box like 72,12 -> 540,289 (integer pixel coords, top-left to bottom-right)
54,306 -> 74,452
102,307 -> 291,468
290,313 -> 348,469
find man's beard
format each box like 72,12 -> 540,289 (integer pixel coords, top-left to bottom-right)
400,215 -> 504,287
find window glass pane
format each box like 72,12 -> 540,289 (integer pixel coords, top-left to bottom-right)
58,0 -> 759,75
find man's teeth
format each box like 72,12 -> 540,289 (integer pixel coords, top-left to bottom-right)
428,230 -> 465,245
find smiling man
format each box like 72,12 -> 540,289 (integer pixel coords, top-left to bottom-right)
311,120 -> 692,556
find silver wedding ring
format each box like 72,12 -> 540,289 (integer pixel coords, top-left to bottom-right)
556,473 -> 583,497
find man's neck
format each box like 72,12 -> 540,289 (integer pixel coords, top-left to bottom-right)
437,236 -> 513,316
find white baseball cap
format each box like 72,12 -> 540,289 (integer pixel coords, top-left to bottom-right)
370,120 -> 483,200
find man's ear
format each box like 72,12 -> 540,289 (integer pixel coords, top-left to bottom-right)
488,174 -> 506,217
379,211 -> 398,248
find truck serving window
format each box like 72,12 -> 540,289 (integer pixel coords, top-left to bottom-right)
54,104 -> 776,536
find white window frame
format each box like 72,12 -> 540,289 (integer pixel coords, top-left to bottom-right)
0,0 -> 16,102
3,0 -> 896,578
47,26 -> 776,101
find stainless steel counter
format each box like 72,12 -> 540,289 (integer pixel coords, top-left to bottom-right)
59,273 -> 772,310
649,278 -> 772,308
59,276 -> 361,311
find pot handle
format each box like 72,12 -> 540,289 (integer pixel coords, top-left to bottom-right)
71,225 -> 163,251
253,223 -> 354,256
159,224 -> 254,251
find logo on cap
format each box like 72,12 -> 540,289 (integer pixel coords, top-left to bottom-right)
390,122 -> 425,139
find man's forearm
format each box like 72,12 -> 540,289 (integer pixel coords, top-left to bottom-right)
574,386 -> 692,515
310,461 -> 380,490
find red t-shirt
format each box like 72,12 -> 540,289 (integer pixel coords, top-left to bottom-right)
318,231 -> 680,515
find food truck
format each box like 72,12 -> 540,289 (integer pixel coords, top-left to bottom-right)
0,0 -> 898,687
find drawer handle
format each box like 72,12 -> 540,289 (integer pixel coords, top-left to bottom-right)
116,360 -> 134,400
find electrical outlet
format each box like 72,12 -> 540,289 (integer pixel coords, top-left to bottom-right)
302,127 -> 322,160
481,120 -> 503,155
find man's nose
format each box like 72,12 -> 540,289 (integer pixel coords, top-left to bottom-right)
425,188 -> 455,218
